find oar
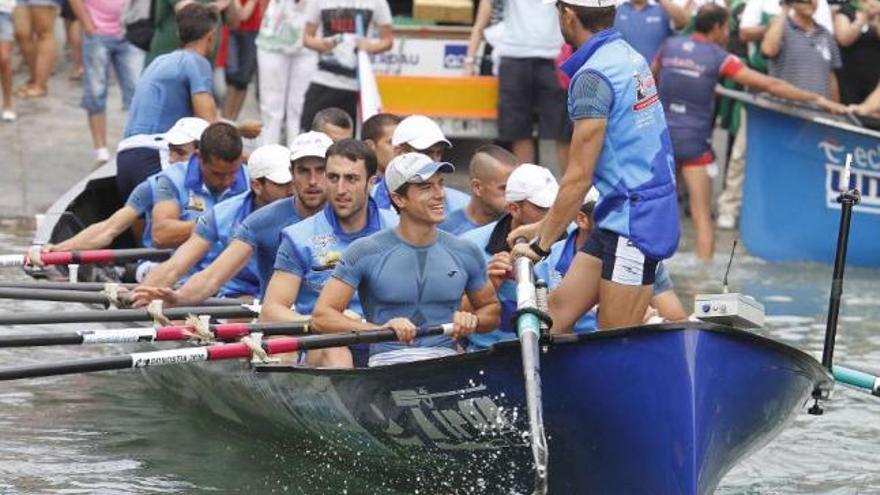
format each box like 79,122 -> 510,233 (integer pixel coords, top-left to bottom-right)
0,305 -> 257,325
833,365 -> 880,398
0,248 -> 172,268
513,240 -> 549,494
0,324 -> 454,381
0,287 -> 235,308
0,281 -> 138,291
0,321 -> 310,348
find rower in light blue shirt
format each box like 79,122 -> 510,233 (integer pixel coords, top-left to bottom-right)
313,152 -> 501,368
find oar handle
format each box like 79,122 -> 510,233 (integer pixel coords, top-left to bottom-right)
833,365 -> 880,397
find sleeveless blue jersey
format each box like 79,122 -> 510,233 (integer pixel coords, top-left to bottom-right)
194,192 -> 261,297
562,29 -> 680,259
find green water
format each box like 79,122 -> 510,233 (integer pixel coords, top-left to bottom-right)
0,222 -> 878,494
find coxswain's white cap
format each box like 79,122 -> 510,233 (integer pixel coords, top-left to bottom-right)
543,0 -> 619,6
247,144 -> 293,184
290,131 -> 333,162
385,153 -> 455,193
165,117 -> 210,146
391,115 -> 452,151
505,164 -> 559,208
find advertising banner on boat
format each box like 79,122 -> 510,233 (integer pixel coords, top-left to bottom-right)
741,105 -> 880,267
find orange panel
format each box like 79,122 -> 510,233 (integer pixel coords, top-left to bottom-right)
376,75 -> 498,119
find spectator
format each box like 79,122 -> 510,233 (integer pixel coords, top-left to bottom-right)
256,0 -> 316,146
69,0 -> 144,164
654,4 -> 843,261
0,0 -> 13,120
60,0 -> 83,80
614,0 -> 690,62
850,80 -> 880,116
147,0 -> 239,64
361,112 -> 401,175
300,0 -> 393,131
221,0 -> 262,120
834,0 -> 880,105
463,0 -> 504,76
311,107 -> 353,142
13,0 -> 59,97
124,3 -> 219,137
761,0 -> 842,100
495,0 -> 568,167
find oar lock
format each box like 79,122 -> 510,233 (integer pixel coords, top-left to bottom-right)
241,332 -> 280,364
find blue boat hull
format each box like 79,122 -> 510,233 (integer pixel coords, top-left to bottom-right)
143,323 -> 831,494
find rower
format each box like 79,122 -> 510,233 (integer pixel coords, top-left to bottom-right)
312,152 -> 500,367
361,112 -> 401,178
310,107 -> 354,142
149,122 -> 250,249
260,139 -> 398,366
510,1 -> 680,330
439,144 -> 519,235
371,115 -> 470,212
545,190 -> 687,333
131,132 -> 332,306
131,144 -> 294,301
461,163 -> 559,350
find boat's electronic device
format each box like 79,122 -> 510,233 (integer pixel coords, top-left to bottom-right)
694,293 -> 765,329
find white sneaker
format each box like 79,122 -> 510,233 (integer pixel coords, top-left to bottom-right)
1,109 -> 15,122
717,213 -> 737,230
95,147 -> 110,164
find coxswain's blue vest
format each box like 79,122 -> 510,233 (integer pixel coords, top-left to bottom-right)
561,29 -> 680,259
202,191 -> 261,297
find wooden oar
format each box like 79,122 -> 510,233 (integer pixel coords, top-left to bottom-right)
0,305 -> 257,325
0,321 -> 309,348
0,287 -> 234,307
513,240 -> 549,494
0,248 -> 172,268
0,324 -> 454,381
0,281 -> 138,291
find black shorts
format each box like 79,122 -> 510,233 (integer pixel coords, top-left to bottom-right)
498,57 -> 571,142
299,83 -> 357,133
116,147 -> 162,201
225,31 -> 258,90
580,228 -> 659,286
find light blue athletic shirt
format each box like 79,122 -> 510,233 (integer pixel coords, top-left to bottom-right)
274,200 -> 398,316
332,228 -> 487,356
438,208 -> 480,235
193,191 -> 261,297
153,155 -> 250,223
562,29 -> 680,260
371,176 -> 470,213
125,175 -> 164,248
231,197 -> 303,298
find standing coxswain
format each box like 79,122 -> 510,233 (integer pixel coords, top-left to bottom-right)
260,139 -> 398,367
311,153 -> 500,367
131,132 -> 331,306
510,0 -> 680,331
131,144 -> 294,302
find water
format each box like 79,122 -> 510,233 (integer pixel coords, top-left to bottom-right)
0,221 -> 878,494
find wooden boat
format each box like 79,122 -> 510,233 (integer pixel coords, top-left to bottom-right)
25,163 -> 834,494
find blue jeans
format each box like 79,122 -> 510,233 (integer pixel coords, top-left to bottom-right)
81,33 -> 144,115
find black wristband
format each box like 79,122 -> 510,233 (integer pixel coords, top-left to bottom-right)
529,239 -> 551,259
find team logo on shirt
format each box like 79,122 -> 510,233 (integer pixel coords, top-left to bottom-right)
186,191 -> 207,212
632,71 -> 660,112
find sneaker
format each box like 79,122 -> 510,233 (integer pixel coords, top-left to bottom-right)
717,213 -> 737,230
95,147 -> 110,164
1,109 -> 15,122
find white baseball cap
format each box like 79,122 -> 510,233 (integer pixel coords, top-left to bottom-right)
543,0 -> 619,6
290,131 -> 333,162
164,117 -> 210,146
391,115 -> 452,151
247,144 -> 293,184
385,153 -> 455,193
505,164 -> 559,208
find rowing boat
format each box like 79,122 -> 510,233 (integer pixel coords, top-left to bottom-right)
24,162 -> 834,493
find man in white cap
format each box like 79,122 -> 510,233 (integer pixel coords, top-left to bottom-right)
461,163 -> 560,349
510,1 -> 680,331
312,152 -> 500,367
261,139 -> 399,367
115,116 -> 210,201
132,132 -> 332,306
372,114 -> 470,212
131,143 -> 295,301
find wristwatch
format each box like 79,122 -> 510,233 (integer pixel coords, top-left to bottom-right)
529,239 -> 551,259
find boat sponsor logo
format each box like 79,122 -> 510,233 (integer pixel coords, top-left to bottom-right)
442,44 -> 467,69
821,139 -> 880,215
369,384 -> 527,451
131,348 -> 209,368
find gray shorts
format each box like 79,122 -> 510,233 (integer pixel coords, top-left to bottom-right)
0,12 -> 13,42
17,0 -> 61,8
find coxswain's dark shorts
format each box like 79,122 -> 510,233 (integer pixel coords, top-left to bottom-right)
580,228 -> 659,286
